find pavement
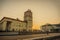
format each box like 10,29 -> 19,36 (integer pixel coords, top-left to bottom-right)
0,33 -> 60,40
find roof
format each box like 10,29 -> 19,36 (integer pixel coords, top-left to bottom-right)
41,24 -> 60,27
24,9 -> 32,13
53,24 -> 60,27
0,17 -> 23,22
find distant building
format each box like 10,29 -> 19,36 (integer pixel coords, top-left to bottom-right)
41,23 -> 60,32
0,9 -> 33,32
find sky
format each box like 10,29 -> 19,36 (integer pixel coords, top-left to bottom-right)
0,0 -> 60,30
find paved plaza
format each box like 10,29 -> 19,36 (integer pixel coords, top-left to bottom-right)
0,33 -> 60,40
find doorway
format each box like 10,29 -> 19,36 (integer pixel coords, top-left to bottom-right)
6,21 -> 11,32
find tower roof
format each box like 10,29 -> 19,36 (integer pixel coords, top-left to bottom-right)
27,9 -> 31,11
24,9 -> 32,13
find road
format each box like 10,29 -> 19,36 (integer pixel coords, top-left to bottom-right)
0,33 -> 60,40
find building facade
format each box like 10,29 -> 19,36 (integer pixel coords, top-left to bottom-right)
0,9 -> 33,32
41,24 -> 60,32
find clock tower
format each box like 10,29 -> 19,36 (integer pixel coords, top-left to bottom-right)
24,9 -> 33,32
